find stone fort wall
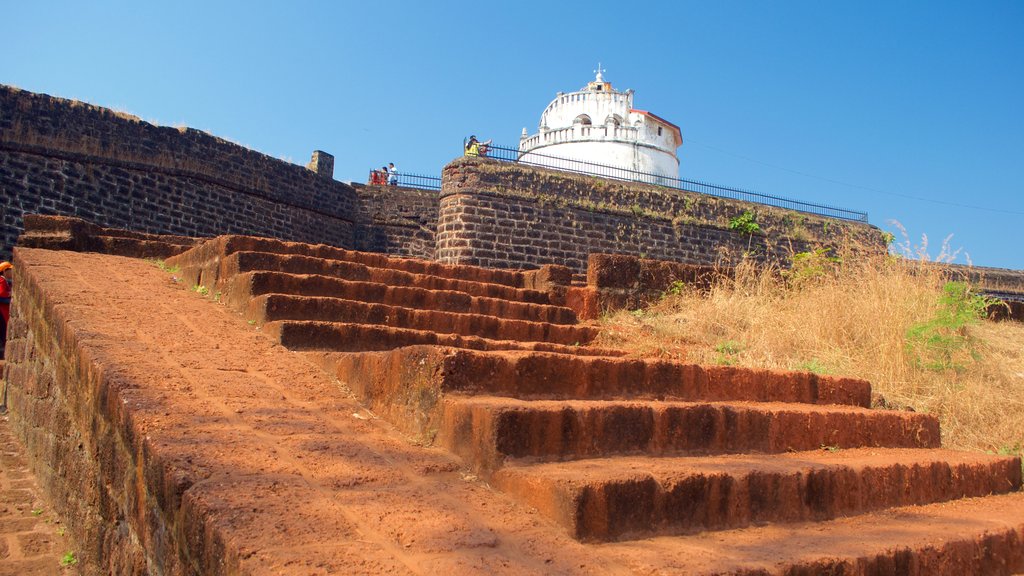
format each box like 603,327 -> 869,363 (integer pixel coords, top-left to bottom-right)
436,157 -> 885,273
0,83 -> 889,277
352,183 -> 438,260
0,84 -> 364,262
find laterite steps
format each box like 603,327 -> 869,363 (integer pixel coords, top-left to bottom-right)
162,235 -> 1024,573
231,272 -> 577,324
223,250 -> 551,302
251,294 -> 595,344
328,346 -> 872,405
166,235 -> 599,354
265,321 -> 613,355
437,397 -> 942,471
167,234 -> 526,289
323,344 -> 1023,572
606,493 -> 1024,574
491,448 -> 1022,541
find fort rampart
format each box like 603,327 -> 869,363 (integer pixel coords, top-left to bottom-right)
11,83 -> 1015,288
0,84 -> 362,261
436,157 -> 885,272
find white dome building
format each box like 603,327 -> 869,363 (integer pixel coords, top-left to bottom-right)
519,68 -> 682,183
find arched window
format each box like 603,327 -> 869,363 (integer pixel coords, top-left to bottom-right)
605,114 -> 622,126
573,114 -> 592,126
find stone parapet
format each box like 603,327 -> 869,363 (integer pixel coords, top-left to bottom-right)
437,157 -> 884,273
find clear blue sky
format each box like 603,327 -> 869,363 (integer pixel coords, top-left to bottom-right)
3,1 -> 1022,268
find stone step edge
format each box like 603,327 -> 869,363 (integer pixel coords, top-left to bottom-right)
223,271 -> 579,325
244,293 -> 597,346
491,448 -> 1023,541
325,342 -> 872,440
438,396 -> 942,472
265,321 -> 618,356
224,250 -> 554,306
165,234 -> 526,290
602,492 -> 1024,575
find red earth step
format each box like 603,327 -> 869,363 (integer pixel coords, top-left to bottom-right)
264,321 -> 618,356
222,251 -> 552,304
247,295 -> 597,345
597,491 -> 1024,575
329,346 -> 870,408
439,397 -> 941,472
223,271 -> 578,325
492,448 -> 1023,541
166,234 -> 526,289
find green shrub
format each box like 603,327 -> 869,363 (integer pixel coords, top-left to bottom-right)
728,211 -> 761,235
714,340 -> 744,365
905,282 -> 993,371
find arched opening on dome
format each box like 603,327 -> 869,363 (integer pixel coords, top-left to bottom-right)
573,114 -> 592,126
605,115 -> 622,126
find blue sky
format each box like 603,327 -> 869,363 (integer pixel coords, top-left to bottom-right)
3,1 -> 1022,268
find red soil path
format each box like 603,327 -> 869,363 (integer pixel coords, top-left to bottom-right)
7,249 -> 629,574
5,248 -> 1024,574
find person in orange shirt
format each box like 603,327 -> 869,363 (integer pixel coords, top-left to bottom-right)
0,261 -> 11,360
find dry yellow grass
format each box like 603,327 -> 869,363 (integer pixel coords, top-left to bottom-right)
595,251 -> 1024,458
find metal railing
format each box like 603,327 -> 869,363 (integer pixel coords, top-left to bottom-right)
395,172 -> 441,190
473,143 -> 869,222
366,171 -> 442,190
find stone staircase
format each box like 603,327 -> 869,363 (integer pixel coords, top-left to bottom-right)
166,235 -> 613,356
165,236 -> 1024,573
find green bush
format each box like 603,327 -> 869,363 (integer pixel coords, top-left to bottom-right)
905,282 -> 993,371
728,211 -> 761,235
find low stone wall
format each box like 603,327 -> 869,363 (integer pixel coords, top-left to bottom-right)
940,262 -> 1024,293
17,214 -> 203,259
436,157 -> 885,273
3,251 -> 148,574
532,253 -> 730,320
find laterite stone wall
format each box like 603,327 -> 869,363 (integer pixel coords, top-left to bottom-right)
3,253 -> 148,574
437,157 -> 885,273
353,183 -> 438,260
0,84 -> 359,261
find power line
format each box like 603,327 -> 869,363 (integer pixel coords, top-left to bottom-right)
686,138 -> 1024,216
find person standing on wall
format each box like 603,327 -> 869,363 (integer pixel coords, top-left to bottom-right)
465,135 -> 492,157
0,261 -> 12,360
387,163 -> 398,186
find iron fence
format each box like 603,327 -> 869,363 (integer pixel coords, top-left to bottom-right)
470,142 -> 869,223
395,172 -> 441,190
366,170 -> 442,190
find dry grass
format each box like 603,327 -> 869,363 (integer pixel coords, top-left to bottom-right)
595,250 -> 1024,458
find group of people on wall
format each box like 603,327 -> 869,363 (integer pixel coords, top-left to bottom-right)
366,136 -> 492,187
368,163 -> 399,186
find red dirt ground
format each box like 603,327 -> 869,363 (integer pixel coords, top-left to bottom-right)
5,248 -> 1024,575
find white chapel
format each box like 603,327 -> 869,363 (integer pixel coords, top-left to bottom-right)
518,67 -> 682,182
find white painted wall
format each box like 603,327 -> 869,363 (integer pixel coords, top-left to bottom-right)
520,75 -> 681,181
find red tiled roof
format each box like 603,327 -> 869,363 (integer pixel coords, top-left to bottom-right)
630,109 -> 682,145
